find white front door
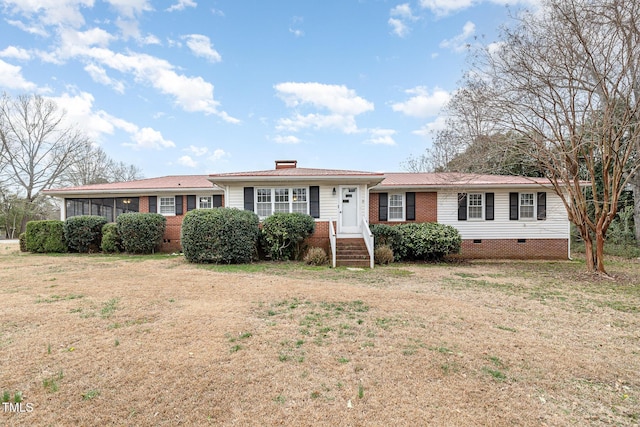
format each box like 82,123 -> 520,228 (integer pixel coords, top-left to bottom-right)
339,186 -> 359,234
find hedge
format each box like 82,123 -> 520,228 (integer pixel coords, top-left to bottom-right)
260,213 -> 316,260
25,220 -> 67,253
181,208 -> 260,263
64,215 -> 108,253
393,223 -> 461,261
116,213 -> 166,254
100,223 -> 122,253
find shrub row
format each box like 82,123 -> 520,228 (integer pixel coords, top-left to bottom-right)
370,222 -> 461,262
24,213 -> 166,255
181,209 -> 317,264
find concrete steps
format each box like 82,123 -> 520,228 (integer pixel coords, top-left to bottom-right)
335,238 -> 370,268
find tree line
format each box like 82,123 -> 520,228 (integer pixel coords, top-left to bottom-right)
0,93 -> 142,238
405,0 -> 640,274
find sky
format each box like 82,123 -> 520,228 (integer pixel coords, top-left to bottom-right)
0,0 -> 540,179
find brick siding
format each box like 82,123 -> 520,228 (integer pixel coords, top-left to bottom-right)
457,238 -> 568,260
369,192 -> 437,225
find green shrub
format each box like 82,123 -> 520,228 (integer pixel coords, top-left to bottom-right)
181,208 -> 260,263
19,232 -> 27,252
393,223 -> 461,261
116,213 -> 166,254
64,216 -> 108,253
25,220 -> 67,253
100,223 -> 122,253
304,246 -> 328,266
260,213 -> 316,261
374,244 -> 394,265
370,223 -> 402,250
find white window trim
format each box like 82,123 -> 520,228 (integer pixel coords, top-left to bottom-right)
467,193 -> 484,221
519,192 -> 536,220
255,187 -> 309,218
159,196 -> 176,216
198,196 -> 213,210
388,193 -> 405,222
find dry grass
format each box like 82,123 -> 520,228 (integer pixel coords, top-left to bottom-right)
1,241 -> 639,426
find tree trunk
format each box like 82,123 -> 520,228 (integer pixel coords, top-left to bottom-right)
583,233 -> 596,273
631,173 -> 640,244
595,229 -> 607,274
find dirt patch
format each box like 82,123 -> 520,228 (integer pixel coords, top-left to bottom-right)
1,247 -> 639,426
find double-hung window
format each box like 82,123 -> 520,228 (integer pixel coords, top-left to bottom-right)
255,188 -> 309,217
256,189 -> 272,217
388,194 -> 404,221
519,193 -> 535,219
468,193 -> 484,220
199,196 -> 213,209
159,197 -> 175,215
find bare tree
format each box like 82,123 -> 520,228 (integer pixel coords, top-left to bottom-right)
475,0 -> 640,273
0,93 -> 90,201
62,142 -> 143,186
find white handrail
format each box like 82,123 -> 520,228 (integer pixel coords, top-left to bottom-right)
329,219 -> 337,268
361,215 -> 374,269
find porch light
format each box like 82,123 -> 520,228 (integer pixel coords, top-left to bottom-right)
332,187 -> 336,196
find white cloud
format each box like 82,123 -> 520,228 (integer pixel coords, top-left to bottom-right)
439,21 -> 476,52
273,135 -> 301,144
183,34 -> 222,63
289,16 -> 304,37
365,129 -> 397,146
178,155 -> 198,168
0,46 -> 31,60
166,0 -> 197,12
276,113 -> 359,134
389,3 -> 418,38
275,82 -> 373,116
391,86 -> 450,118
141,34 -> 161,45
420,0 -> 540,16
184,145 -> 209,156
104,0 -> 152,18
413,116 -> 447,137
6,19 -> 49,37
0,59 -> 37,91
208,148 -> 228,162
84,63 -> 125,93
128,127 -> 175,150
2,0 -> 93,28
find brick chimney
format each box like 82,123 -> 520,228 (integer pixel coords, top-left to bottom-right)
275,160 -> 297,169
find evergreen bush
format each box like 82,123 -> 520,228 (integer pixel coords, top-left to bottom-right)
370,223 -> 402,250
18,232 -> 27,252
100,223 -> 122,253
64,215 -> 108,253
181,208 -> 259,263
25,220 -> 67,253
260,213 -> 316,260
117,213 -> 166,254
393,223 -> 461,261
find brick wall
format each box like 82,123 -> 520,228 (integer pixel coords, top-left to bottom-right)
457,238 -> 568,260
369,192 -> 437,225
305,220 -> 334,254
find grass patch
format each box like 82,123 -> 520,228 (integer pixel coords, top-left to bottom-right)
43,370 -> 64,393
100,298 -> 119,318
36,294 -> 84,303
82,389 -> 100,400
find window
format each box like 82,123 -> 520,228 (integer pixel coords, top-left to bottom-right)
274,188 -> 289,213
520,193 -> 535,219
468,193 -> 483,219
292,188 -> 307,213
255,188 -> 309,217
199,196 -> 212,209
256,189 -> 272,217
388,194 -> 404,221
159,197 -> 175,215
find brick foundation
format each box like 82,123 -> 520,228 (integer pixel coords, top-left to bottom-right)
457,238 -> 568,260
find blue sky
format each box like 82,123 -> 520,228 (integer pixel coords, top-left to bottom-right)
0,0 -> 539,178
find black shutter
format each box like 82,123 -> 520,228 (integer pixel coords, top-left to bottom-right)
148,196 -> 157,213
509,192 -> 519,220
309,186 -> 320,218
175,195 -> 183,215
537,192 -> 547,220
378,193 -> 388,221
457,193 -> 467,221
186,195 -> 196,211
213,195 -> 223,208
243,187 -> 254,211
406,192 -> 416,221
485,192 -> 494,221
